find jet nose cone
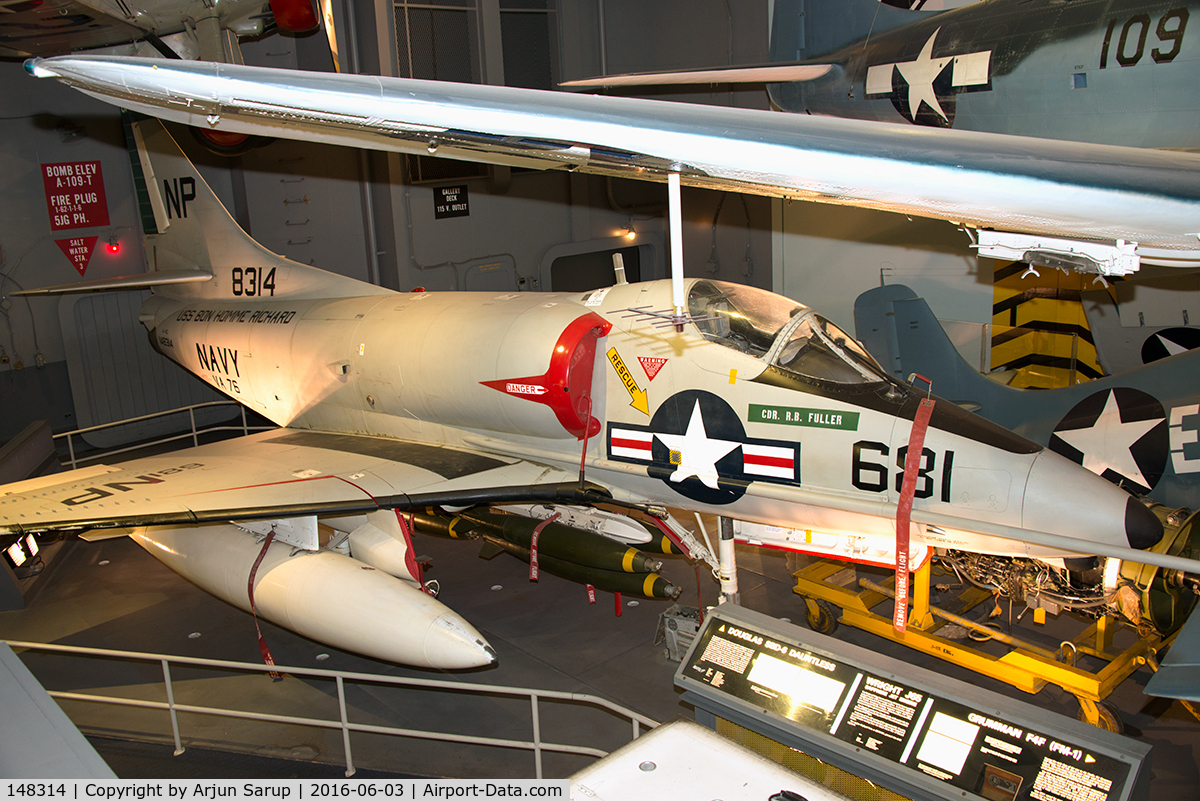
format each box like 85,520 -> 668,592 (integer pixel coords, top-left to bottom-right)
424,612 -> 498,669
1022,449 -> 1158,556
1125,497 -> 1164,550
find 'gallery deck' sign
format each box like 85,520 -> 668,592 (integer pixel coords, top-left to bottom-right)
435,185 -> 469,219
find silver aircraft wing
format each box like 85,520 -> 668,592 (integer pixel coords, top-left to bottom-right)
0,428 -> 590,536
26,55 -> 1200,271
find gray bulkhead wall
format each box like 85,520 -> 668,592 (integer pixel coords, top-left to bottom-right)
0,59 -> 231,445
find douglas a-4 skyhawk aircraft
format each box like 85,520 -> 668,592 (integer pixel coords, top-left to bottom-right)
3,109 -> 1199,670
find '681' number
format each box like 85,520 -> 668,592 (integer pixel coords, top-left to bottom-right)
231,266 -> 276,296
852,440 -> 954,502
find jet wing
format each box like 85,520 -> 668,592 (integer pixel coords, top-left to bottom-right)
0,428 -> 595,536
560,63 -> 836,87
27,55 -> 1200,269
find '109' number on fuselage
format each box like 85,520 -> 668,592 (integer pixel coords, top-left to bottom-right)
852,440 -> 954,502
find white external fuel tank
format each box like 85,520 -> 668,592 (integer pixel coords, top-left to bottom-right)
130,523 -> 497,669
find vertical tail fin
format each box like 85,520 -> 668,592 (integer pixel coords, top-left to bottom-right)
128,116 -> 389,302
854,283 -> 1017,419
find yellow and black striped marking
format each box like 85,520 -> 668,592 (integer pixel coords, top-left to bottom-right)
991,260 -> 1105,388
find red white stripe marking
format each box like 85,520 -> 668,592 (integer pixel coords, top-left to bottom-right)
611,429 -> 653,460
742,443 -> 795,479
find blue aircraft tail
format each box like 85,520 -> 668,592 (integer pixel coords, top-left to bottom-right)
770,0 -> 936,62
854,283 -> 1023,424
1146,599 -> 1200,701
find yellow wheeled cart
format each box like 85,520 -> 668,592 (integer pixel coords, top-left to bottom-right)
793,557 -> 1169,733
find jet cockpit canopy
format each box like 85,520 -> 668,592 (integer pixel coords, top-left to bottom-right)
687,279 -> 889,385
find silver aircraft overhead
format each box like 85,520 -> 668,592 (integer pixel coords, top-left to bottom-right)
23,54 -> 1200,277
2,118 -> 1198,670
567,0 -> 1200,151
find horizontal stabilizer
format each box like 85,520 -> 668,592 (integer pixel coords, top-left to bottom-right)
13,268 -> 212,296
562,64 -> 834,88
1145,608 -> 1200,701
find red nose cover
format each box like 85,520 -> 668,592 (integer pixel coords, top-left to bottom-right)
482,313 -> 612,439
269,0 -> 320,32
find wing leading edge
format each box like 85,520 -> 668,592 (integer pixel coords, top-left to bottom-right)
26,55 -> 1200,269
0,429 -> 600,535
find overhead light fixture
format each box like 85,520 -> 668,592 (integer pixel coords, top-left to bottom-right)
24,534 -> 38,558
107,234 -> 120,254
624,222 -> 636,240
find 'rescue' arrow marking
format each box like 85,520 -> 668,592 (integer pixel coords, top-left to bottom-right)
607,347 -> 649,416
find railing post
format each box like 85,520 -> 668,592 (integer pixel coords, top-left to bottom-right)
241,405 -> 248,436
632,717 -> 640,740
530,693 -> 543,780
336,676 -> 356,777
161,659 -> 185,755
189,406 -> 199,448
67,434 -> 77,471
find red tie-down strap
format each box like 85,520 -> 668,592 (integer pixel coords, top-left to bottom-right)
529,513 -> 561,581
247,530 -> 283,680
395,511 -> 430,594
895,398 -> 935,633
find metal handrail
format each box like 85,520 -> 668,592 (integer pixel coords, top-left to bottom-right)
53,401 -> 274,469
4,640 -> 658,779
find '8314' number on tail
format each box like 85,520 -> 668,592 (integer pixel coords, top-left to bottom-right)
231,266 -> 276,297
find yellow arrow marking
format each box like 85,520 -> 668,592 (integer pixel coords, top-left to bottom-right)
607,347 -> 649,415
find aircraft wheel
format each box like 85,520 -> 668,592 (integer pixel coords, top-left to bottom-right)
804,598 -> 838,635
1077,700 -> 1123,734
190,127 -> 271,157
